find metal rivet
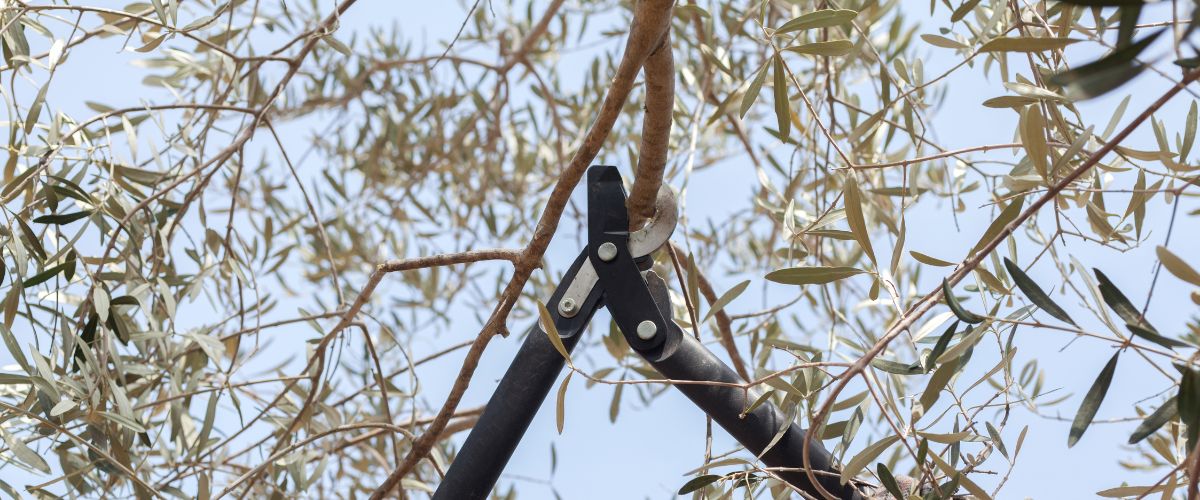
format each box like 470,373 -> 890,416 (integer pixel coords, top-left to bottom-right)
597,242 -> 618,262
558,298 -> 577,317
636,320 -> 657,340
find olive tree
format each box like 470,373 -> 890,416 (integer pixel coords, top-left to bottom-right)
0,0 -> 1197,498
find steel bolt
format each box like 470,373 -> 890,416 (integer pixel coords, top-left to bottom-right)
558,298 -> 577,316
597,242 -> 618,262
636,320 -> 657,340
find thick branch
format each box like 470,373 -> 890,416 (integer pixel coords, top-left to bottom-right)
369,1 -> 675,497
628,32 -> 675,230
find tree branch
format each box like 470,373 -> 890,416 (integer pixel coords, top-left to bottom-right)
628,32 -> 675,230
500,0 -> 566,71
369,1 -> 676,497
799,70 -> 1200,498
670,242 -> 751,381
225,248 -> 520,496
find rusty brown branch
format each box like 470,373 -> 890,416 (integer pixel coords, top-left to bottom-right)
369,1 -> 676,497
628,32 -> 675,230
670,242 -> 751,381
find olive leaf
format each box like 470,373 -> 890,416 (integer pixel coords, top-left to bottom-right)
677,474 -> 721,494
773,53 -> 790,140
1002,258 -> 1075,325
844,176 -> 877,266
0,430 -> 49,473
1050,29 -> 1163,100
927,452 -> 991,499
1093,269 -> 1152,330
871,358 -> 924,375
918,359 -> 957,417
766,266 -> 865,285
942,279 -> 985,323
1179,365 -> 1200,450
739,61 -> 769,118
971,196 -> 1024,257
1157,246 -> 1200,287
555,371 -> 572,434
31,210 -> 91,225
1092,269 -> 1185,349
537,301 -> 573,365
1020,105 -> 1050,178
840,435 -> 898,485
1096,485 -> 1172,498
1069,352 -> 1120,447
911,251 -> 955,267
703,279 -> 750,323
1125,323 -> 1189,349
922,34 -> 966,49
985,422 -> 1008,459
924,320 -> 960,372
22,261 -> 74,288
1128,397 -> 1177,444
876,463 -> 905,499
786,40 -> 854,57
776,9 -> 857,33
950,0 -> 983,22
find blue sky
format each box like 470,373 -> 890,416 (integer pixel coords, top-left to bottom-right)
4,1 -> 1199,498
384,2 -> 1198,499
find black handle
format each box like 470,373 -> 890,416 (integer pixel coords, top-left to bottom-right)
643,332 -> 866,500
433,320 -> 575,499
434,251 -> 601,499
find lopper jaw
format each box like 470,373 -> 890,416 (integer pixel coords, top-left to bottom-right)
433,165 -> 864,500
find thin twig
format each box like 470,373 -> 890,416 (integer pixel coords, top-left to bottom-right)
800,69 -> 1200,499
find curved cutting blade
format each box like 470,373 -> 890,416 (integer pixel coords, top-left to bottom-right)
556,183 -> 678,318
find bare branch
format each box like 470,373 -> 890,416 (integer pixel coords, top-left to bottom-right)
670,242 -> 751,381
628,32 -> 675,230
369,1 -> 676,496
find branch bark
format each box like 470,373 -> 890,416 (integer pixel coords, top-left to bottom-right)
369,1 -> 675,497
628,32 -> 675,230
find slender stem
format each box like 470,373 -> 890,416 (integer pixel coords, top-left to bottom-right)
800,69 -> 1200,498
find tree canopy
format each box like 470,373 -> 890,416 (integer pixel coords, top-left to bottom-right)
0,0 -> 1198,498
